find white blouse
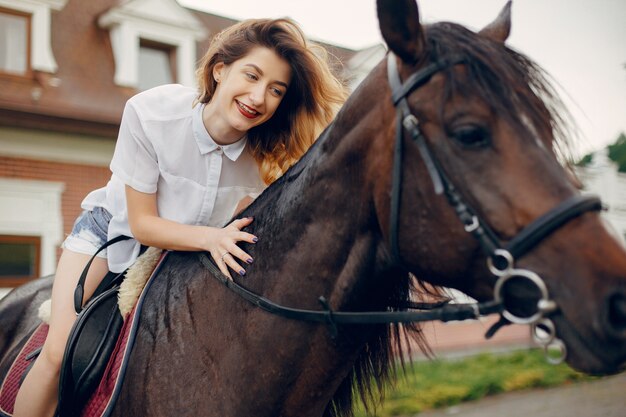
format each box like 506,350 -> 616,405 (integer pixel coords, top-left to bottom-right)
81,84 -> 266,272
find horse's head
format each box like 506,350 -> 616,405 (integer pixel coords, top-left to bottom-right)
374,0 -> 626,374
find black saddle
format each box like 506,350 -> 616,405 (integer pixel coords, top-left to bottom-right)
57,268 -> 126,417
57,236 -> 130,417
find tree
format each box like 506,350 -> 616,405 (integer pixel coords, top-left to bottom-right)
607,132 -> 626,172
576,132 -> 626,171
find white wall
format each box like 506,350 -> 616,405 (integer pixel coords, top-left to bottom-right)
0,178 -> 64,299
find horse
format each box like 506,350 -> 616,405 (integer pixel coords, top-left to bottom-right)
1,1 -> 626,416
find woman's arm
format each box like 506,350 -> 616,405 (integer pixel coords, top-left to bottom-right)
125,185 -> 256,278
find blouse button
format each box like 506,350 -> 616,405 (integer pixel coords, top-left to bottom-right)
216,147 -> 223,155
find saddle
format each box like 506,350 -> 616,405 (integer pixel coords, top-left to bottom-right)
57,270 -> 126,416
55,236 -> 130,416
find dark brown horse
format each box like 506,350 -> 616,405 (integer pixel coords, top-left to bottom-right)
2,1 -> 626,416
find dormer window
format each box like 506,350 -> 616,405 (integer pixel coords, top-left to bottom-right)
0,9 -> 30,76
138,39 -> 176,91
0,0 -> 67,74
98,0 -> 207,90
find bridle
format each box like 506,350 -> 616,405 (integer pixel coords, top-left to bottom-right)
386,52 -> 602,362
199,52 -> 602,364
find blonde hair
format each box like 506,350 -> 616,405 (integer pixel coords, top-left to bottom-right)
196,18 -> 348,184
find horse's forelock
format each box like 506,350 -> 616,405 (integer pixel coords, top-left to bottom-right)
425,22 -> 575,163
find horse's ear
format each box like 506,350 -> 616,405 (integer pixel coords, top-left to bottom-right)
478,0 -> 512,43
377,0 -> 425,63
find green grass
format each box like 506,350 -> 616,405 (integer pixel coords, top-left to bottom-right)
353,349 -> 593,417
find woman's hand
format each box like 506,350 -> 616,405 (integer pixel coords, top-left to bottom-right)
206,217 -> 257,279
126,185 -> 258,279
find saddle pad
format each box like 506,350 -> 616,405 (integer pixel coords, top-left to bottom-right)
0,324 -> 49,416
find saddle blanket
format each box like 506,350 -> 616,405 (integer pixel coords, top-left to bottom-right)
0,324 -> 49,416
0,249 -> 168,417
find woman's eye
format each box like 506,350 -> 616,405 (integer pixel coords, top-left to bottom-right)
450,125 -> 491,148
271,87 -> 284,97
245,72 -> 258,80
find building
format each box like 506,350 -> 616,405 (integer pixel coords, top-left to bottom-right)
0,0 -> 362,297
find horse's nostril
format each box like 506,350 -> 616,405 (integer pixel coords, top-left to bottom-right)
607,293 -> 626,338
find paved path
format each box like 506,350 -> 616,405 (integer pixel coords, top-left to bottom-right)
416,372 -> 626,417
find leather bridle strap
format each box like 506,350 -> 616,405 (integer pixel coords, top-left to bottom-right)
386,52 -> 603,268
73,235 -> 131,314
198,253 -> 502,336
387,53 -> 465,263
504,194 -> 603,260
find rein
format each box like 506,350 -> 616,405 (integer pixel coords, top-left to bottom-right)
386,52 -> 603,362
198,253 -> 502,338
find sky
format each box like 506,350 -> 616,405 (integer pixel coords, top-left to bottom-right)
179,0 -> 626,157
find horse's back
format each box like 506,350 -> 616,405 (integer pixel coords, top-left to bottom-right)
0,276 -> 53,361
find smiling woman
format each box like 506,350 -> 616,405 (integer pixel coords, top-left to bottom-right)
10,17 -> 348,417
196,18 -> 347,184
204,47 -> 293,142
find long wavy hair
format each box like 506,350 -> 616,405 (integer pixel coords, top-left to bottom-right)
196,18 -> 348,184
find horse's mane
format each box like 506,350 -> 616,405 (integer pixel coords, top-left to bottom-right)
426,22 -> 574,161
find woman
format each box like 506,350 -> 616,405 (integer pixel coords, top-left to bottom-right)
14,18 -> 347,417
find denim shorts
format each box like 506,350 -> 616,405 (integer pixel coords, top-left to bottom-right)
62,207 -> 112,258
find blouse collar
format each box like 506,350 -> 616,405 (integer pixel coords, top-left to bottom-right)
192,103 -> 247,161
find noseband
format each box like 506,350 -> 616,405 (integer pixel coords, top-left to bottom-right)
386,52 -> 603,362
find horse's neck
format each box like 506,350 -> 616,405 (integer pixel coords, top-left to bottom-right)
248,83 -> 391,303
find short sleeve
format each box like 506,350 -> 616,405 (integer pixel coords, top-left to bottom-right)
110,100 -> 159,193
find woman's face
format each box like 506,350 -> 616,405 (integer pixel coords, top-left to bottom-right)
208,46 -> 292,143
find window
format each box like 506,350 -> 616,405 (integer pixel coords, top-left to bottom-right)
0,178 -> 64,284
0,9 -> 29,75
0,235 -> 41,287
138,39 -> 176,91
98,0 -> 206,88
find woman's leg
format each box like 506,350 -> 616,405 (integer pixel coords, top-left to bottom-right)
13,249 -> 109,417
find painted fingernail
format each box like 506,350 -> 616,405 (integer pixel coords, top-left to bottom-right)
239,269 -> 246,276
247,258 -> 253,264
252,237 -> 258,243
247,216 -> 255,220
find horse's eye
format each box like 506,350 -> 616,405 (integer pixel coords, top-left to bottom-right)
450,125 -> 491,148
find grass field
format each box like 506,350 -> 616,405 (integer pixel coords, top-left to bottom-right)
354,349 -> 593,417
